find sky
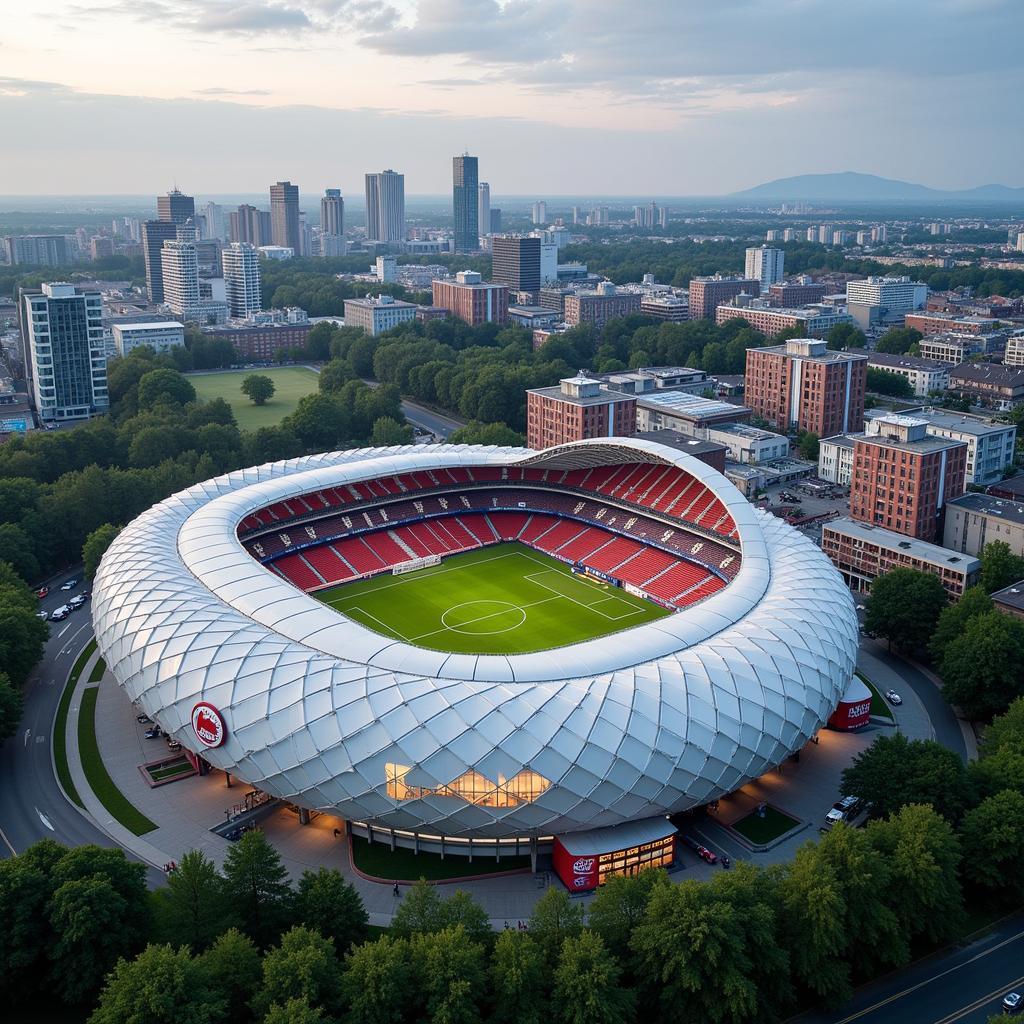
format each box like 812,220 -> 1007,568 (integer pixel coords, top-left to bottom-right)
2,0 -> 1023,196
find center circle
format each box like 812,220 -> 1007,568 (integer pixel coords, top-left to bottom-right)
440,600 -> 527,635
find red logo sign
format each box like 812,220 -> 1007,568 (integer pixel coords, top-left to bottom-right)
192,702 -> 226,747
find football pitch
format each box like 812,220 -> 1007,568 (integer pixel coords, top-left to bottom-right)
316,542 -> 672,655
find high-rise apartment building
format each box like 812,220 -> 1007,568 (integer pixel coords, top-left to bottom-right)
157,189 -> 195,225
532,200 -> 547,225
222,243 -> 262,318
269,181 -> 300,251
489,209 -> 503,234
20,282 -> 108,422
160,240 -> 199,317
2,235 -> 69,266
687,276 -> 761,319
320,189 -> 346,256
365,170 -> 406,242
202,202 -> 226,240
141,219 -> 178,302
744,246 -> 785,288
491,235 -> 541,293
850,414 -> 967,541
432,271 -> 508,326
744,338 -> 868,437
477,182 -> 491,238
452,154 -> 479,254
526,373 -> 637,450
230,205 -> 271,247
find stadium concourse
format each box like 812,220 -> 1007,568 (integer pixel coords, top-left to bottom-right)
91,437 -> 859,892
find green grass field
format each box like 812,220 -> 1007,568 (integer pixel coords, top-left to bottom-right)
187,366 -> 319,430
316,542 -> 671,655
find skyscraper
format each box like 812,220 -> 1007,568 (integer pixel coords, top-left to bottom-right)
141,219 -> 178,302
231,205 -> 270,246
270,181 -> 301,251
745,246 -> 785,288
492,235 -> 541,293
477,182 -> 491,239
160,239 -> 200,317
320,189 -> 346,256
157,189 -> 195,225
20,282 -> 108,422
203,201 -> 226,240
453,155 -> 479,254
223,243 -> 262,318
364,170 -> 406,242
532,200 -> 547,225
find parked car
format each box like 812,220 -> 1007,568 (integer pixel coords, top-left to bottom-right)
1003,991 -> 1022,1015
50,605 -> 71,621
68,594 -> 87,610
36,586 -> 49,600
681,835 -> 718,864
36,609 -> 48,621
884,689 -> 903,705
60,578 -> 78,591
822,795 -> 862,831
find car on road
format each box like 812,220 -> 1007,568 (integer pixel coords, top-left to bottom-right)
36,609 -> 48,621
68,594 -> 88,610
1003,991 -> 1022,1014
36,586 -> 49,600
60,578 -> 78,591
50,604 -> 71,621
884,689 -> 903,705
681,835 -> 718,864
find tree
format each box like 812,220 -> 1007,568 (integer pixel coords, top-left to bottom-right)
370,416 -> 413,446
82,523 -> 121,582
412,926 -> 486,1024
929,585 -> 992,663
940,609 -> 1024,719
448,421 -> 526,447
155,849 -> 230,950
553,930 -> 634,1024
242,374 -> 276,407
979,540 -> 1024,594
221,830 -> 293,948
875,327 -> 922,355
262,997 -> 331,1024
527,886 -> 585,965
284,393 -> 349,451
841,734 -> 974,823
253,925 -> 344,1021
0,672 -> 24,743
87,943 -> 223,1024
0,523 -> 39,582
341,935 -> 414,1024
195,928 -> 262,1024
863,567 -> 947,652
825,323 -> 866,351
137,368 -> 197,408
489,930 -> 546,1024
586,869 -> 666,960
391,878 -> 445,937
959,791 -> 1024,899
797,431 -> 820,462
866,367 -> 914,398
318,358 -> 356,394
294,868 -> 367,953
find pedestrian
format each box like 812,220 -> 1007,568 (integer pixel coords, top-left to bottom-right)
393,881 -> 400,897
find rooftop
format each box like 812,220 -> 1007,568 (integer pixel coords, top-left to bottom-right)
946,492 -> 1024,527
636,390 -> 747,419
112,320 -> 185,332
850,348 -> 949,372
908,407 -> 1015,437
950,362 -> 1024,387
991,580 -> 1024,613
753,338 -> 868,363
824,518 -> 980,571
634,429 -> 728,457
821,433 -> 860,450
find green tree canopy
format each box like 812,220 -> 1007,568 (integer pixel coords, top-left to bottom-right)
195,928 -> 262,1024
153,849 -> 230,951
488,930 -> 546,1024
797,431 -> 820,462
864,567 -> 947,652
0,523 -> 39,582
253,925 -> 344,1021
411,925 -> 487,1024
939,609 -> 1024,720
241,374 -> 276,406
221,830 -> 293,948
82,523 -> 121,582
958,790 -> 1024,899
448,420 -> 527,446
294,868 -> 367,953
137,368 -> 197,409
552,930 -> 635,1024
875,327 -> 922,355
527,886 -> 585,966
341,935 -> 414,1024
825,323 -> 866,350
370,416 -> 413,446
929,585 -> 992,663
585,868 -> 666,961
0,671 -> 23,743
866,367 -> 914,398
979,540 -> 1024,594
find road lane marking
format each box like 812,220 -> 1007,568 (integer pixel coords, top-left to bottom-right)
933,973 -> 1024,1024
35,808 -> 55,832
0,824 -> 16,855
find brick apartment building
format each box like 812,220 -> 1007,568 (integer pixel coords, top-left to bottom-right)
201,322 -> 313,360
431,270 -> 508,326
564,284 -> 642,329
526,374 -> 637,450
904,312 -> 993,336
766,281 -> 828,307
744,338 -> 867,437
714,302 -> 853,339
849,414 -> 967,541
687,276 -> 760,319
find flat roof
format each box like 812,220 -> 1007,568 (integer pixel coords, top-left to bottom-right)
636,390 -> 746,418
556,817 -> 677,857
634,429 -> 727,455
857,432 -> 965,456
991,580 -> 1024,612
947,492 -> 1024,526
823,517 -> 980,571
752,343 -> 868,363
821,433 -> 860,450
910,408 -> 1014,437
527,385 -> 635,407
850,348 -> 949,372
112,320 -> 184,331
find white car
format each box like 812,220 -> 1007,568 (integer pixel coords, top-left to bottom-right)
60,578 -> 79,591
36,609 -> 48,621
69,594 -> 87,610
884,689 -> 903,705
50,605 -> 71,621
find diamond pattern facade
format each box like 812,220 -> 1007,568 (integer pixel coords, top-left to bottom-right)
91,438 -> 858,839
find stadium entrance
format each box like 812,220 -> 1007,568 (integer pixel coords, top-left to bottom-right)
552,819 -> 677,892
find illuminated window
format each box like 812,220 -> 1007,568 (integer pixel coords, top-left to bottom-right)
386,764 -> 550,807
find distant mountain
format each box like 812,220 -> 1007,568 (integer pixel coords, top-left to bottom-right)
732,171 -> 1024,202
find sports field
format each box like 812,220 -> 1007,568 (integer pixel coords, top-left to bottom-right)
316,542 -> 671,655
187,366 -> 319,430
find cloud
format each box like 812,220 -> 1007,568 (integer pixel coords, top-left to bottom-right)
194,86 -> 272,96
198,4 -> 311,32
0,76 -> 72,95
419,78 -> 486,88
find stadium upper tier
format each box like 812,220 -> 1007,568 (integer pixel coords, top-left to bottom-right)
91,438 -> 859,839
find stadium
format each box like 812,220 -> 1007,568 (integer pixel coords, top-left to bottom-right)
91,436 -> 858,888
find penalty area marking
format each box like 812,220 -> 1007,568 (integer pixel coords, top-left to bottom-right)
523,569 -> 645,622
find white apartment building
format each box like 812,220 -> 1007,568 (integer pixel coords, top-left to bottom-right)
343,294 -> 418,336
818,434 -> 858,485
112,320 -> 185,356
540,243 -> 558,284
845,276 -> 928,313
531,200 -> 547,225
858,349 -> 949,397
365,170 -> 406,242
222,242 -> 262,318
745,246 -> 785,288
21,283 -> 108,422
477,183 -> 490,239
894,408 -> 1017,486
1003,334 -> 1024,367
375,256 -> 397,283
705,423 -> 790,464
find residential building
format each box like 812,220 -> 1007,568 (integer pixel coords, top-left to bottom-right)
90,236 -> 113,260
744,338 -> 868,437
343,294 -> 418,336
489,209 -> 502,234
270,181 -> 301,252
851,349 -> 949,397
320,189 -> 345,256
818,434 -> 858,486
767,280 -> 828,307
3,235 -> 68,266
20,282 -> 108,422
431,271 -> 508,326
526,373 -> 636,450
507,306 -> 561,330
230,205 -> 271,247
564,283 -> 641,329
540,243 -> 558,285
635,391 -> 752,435
944,492 -> 1024,558
845,276 -> 928,329
157,189 -> 195,225
111,320 -> 185,356
991,581 -> 1024,620
918,331 -> 1002,365
640,293 -> 688,321
222,243 -> 262,318
948,363 -> 1024,410
203,201 -> 226,241
141,219 -> 177,302
715,301 -> 854,338
531,201 -> 547,225
452,154 -> 479,253
822,519 -> 979,599
375,256 -> 397,283
704,423 -> 790,465
202,321 -> 313,361
893,408 -> 1016,486
745,246 -> 785,288
1003,334 -> 1024,367
850,414 -> 968,541
365,170 -> 406,242
601,366 -> 709,395
492,235 -> 541,294
160,239 -> 199,317
688,276 -> 761,319
905,312 -> 993,336
477,182 -> 490,239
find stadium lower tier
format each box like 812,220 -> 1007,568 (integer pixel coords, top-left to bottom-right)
265,506 -> 729,612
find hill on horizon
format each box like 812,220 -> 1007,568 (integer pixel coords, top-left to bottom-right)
732,171 -> 1024,202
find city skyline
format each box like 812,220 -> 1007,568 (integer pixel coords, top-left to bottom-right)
3,0 -> 1022,195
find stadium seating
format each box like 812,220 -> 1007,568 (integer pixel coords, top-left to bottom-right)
333,537 -> 386,576
583,536 -> 643,572
532,520 -> 589,555
612,548 -> 678,587
643,561 -> 711,602
487,512 -> 529,541
304,545 -> 356,585
274,553 -> 322,591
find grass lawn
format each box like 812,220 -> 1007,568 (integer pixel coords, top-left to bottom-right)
54,638 -> 97,807
88,657 -> 106,683
187,366 -> 319,430
352,835 -> 531,881
78,687 -> 157,836
731,805 -> 801,845
857,672 -> 894,720
317,542 -> 671,655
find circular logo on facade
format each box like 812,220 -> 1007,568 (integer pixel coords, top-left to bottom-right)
572,858 -> 595,874
192,702 -> 226,747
